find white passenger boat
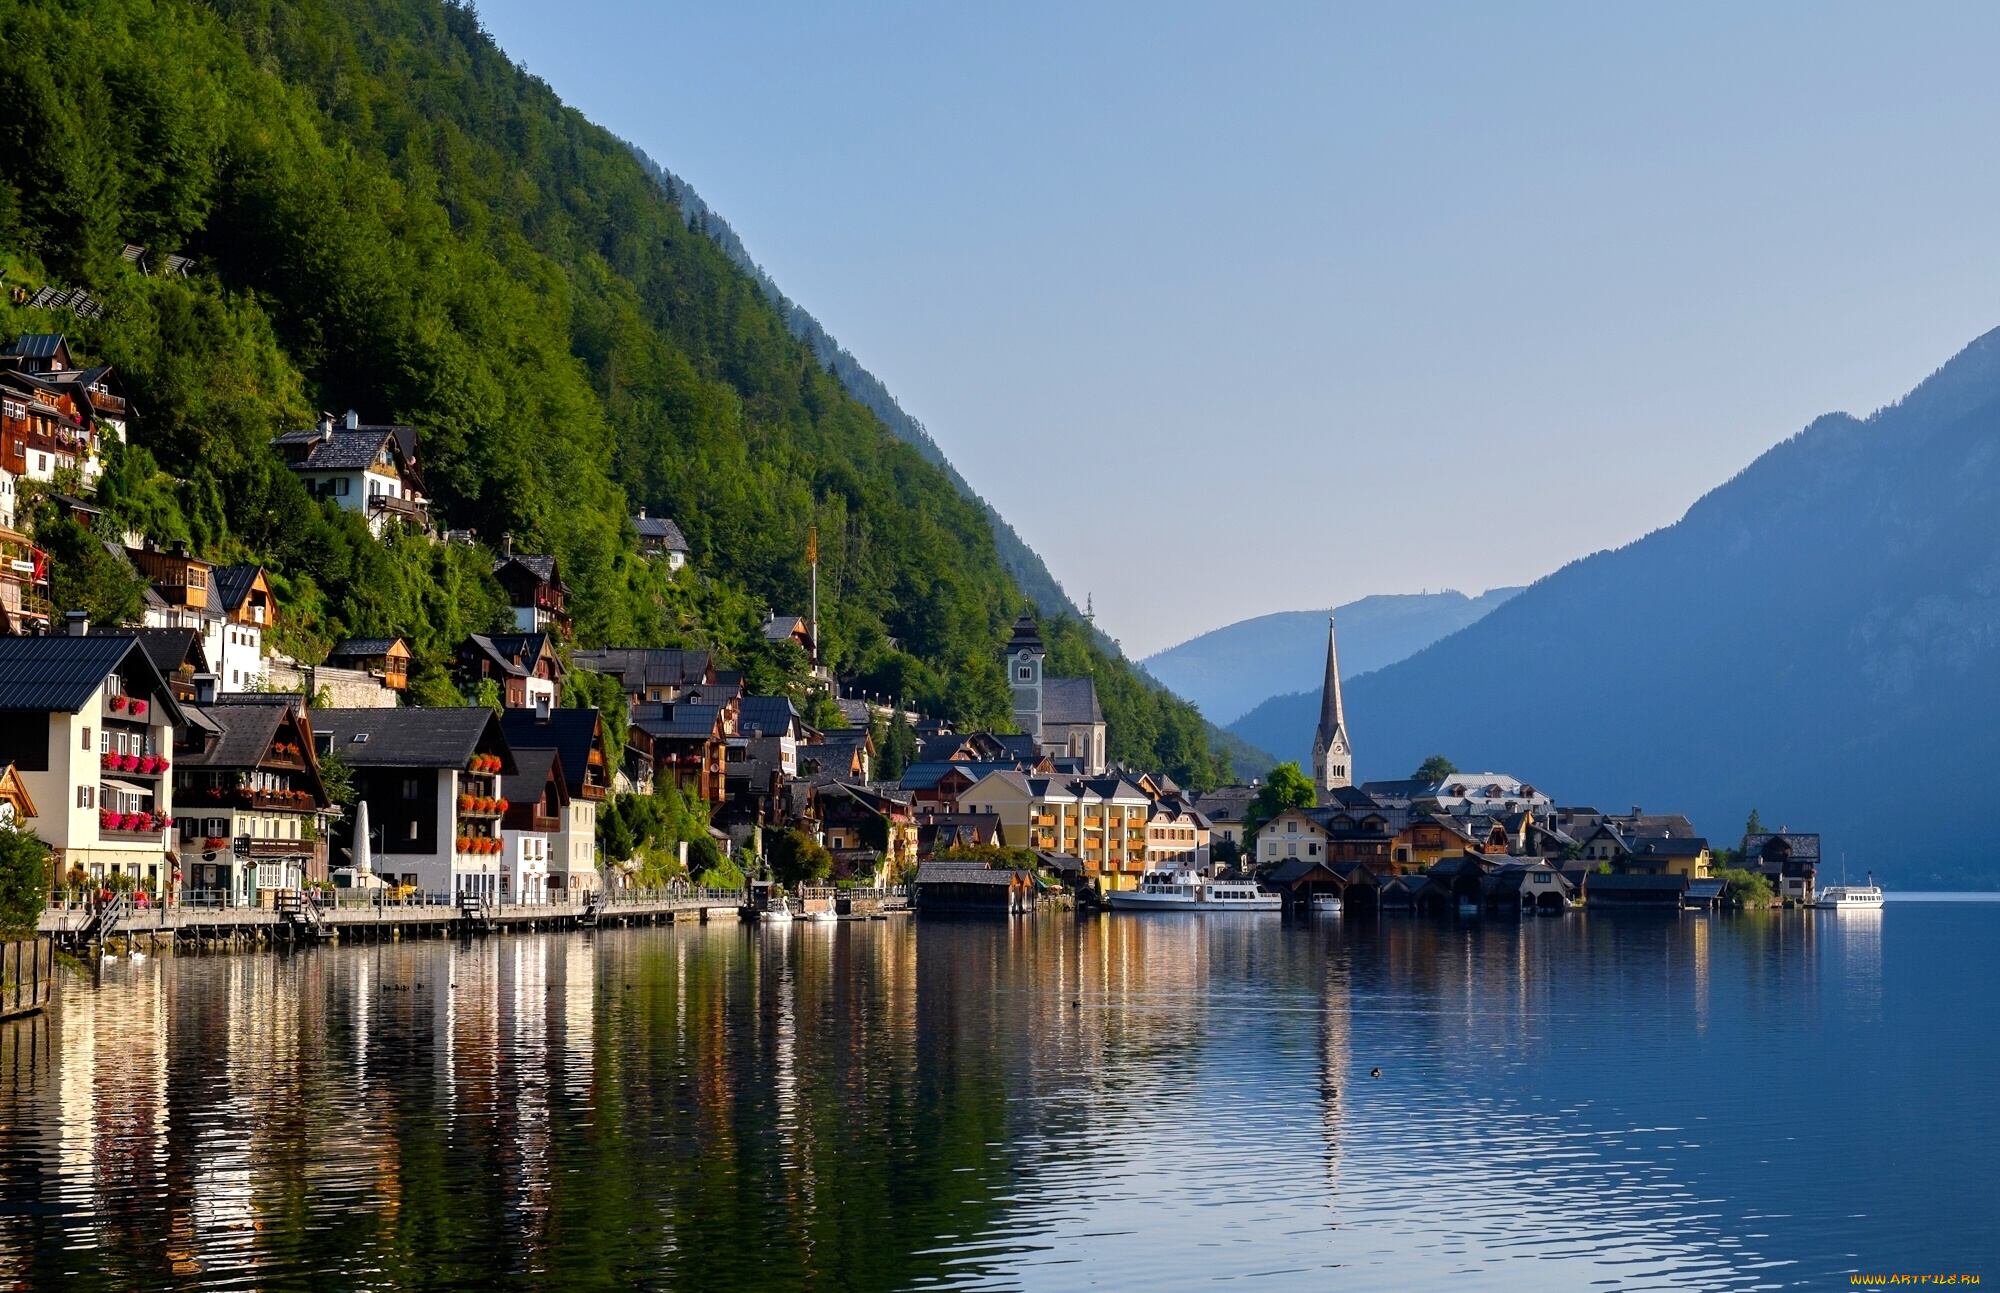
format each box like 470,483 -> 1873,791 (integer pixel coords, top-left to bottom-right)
1813,879 -> 1884,910
1105,869 -> 1281,912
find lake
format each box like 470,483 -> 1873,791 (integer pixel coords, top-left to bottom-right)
0,902 -> 1992,1290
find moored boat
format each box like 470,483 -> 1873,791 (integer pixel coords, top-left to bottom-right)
1813,881 -> 1884,910
1105,868 -> 1281,912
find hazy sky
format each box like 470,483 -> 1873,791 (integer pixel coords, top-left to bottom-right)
476,1 -> 2000,657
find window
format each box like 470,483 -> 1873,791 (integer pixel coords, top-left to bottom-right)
1017,667 -> 1031,680
1287,820 -> 1297,833
335,477 -> 350,496
402,778 -> 421,800
77,786 -> 93,809
83,726 -> 93,751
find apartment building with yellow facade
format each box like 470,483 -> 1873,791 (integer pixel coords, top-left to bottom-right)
955,769 -> 1153,891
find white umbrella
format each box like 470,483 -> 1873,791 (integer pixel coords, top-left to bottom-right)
353,799 -> 372,878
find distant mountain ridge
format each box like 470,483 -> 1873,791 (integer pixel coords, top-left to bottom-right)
1271,327 -> 2000,887
1149,589 -> 1523,727
625,147 -> 1084,629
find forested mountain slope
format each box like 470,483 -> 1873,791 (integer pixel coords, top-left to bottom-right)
1342,327 -> 2000,886
0,0 -> 1230,785
625,148 -> 1086,629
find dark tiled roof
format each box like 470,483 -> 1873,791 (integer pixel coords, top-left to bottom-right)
314,707 -> 511,770
1041,677 -> 1101,725
210,565 -> 263,614
103,627 -> 207,676
574,647 -> 711,690
1632,837 -> 1710,858
484,632 -> 560,665
329,638 -> 405,659
762,615 -> 808,643
632,514 -> 688,548
0,634 -> 183,721
459,634 -> 526,678
1005,614 -> 1043,655
495,554 -> 559,586
178,698 -> 289,769
502,748 -> 565,806
632,703 -> 721,738
1266,858 -> 1338,884
499,708 -> 602,796
270,425 -> 411,471
737,695 -> 800,737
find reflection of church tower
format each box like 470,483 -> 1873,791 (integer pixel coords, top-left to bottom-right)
1006,614 -> 1046,742
1310,616 -> 1353,803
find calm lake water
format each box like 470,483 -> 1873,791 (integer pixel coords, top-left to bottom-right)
0,903 -> 1992,1291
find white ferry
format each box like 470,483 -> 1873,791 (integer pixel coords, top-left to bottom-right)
1813,879 -> 1885,910
1105,869 -> 1280,912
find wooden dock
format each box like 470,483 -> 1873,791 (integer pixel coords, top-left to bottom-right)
39,890 -> 910,952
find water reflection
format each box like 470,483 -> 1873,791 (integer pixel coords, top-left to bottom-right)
0,906 -> 1990,1290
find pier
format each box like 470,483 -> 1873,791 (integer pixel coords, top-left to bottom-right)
39,887 -> 910,953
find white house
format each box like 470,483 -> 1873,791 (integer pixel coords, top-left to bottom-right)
270,412 -> 428,537
312,708 -> 517,902
501,705 -> 608,897
0,621 -> 184,892
500,747 -> 568,905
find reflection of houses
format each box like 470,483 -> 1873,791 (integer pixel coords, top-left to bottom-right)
0,624 -> 184,889
173,690 -> 332,904
500,707 -> 608,896
270,412 -> 428,537
313,708 -> 517,902
1744,830 -> 1820,904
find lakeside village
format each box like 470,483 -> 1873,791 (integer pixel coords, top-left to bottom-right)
0,331 -> 1827,935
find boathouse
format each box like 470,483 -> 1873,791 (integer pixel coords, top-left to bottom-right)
913,860 -> 1035,914
1583,871 -> 1687,908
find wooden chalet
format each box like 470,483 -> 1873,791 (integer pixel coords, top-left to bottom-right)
325,637 -> 411,691
0,762 -> 38,830
493,544 -> 570,636
0,527 -> 52,635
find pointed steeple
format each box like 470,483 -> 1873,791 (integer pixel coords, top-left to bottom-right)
1311,616 -> 1353,799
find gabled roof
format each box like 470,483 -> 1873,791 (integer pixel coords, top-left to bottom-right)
495,553 -> 560,585
270,423 -> 419,477
0,634 -> 184,721
329,637 -> 409,660
6,334 -> 69,361
502,747 -> 568,808
573,647 -> 712,691
737,695 -> 801,738
632,703 -> 722,739
178,698 -> 312,784
103,627 -> 208,677
1632,836 -> 1710,859
1266,858 -> 1339,884
210,565 -> 266,615
499,707 -> 604,797
459,633 -> 527,678
1041,676 -> 1102,725
313,707 -> 513,770
916,860 -> 1019,886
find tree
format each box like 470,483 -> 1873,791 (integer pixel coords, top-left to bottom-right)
562,666 -> 628,777
39,517 -> 144,626
317,746 -> 357,809
0,829 -> 50,936
473,678 -> 503,713
1414,755 -> 1458,782
598,806 -> 635,863
877,707 -> 917,781
1247,762 -> 1318,837
1744,809 -> 1765,839
767,828 -> 833,887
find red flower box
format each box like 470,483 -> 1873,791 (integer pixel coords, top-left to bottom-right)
110,694 -> 128,712
100,753 -> 115,770
130,699 -> 148,717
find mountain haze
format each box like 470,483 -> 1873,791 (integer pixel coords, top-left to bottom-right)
1333,328 -> 2000,887
1148,589 -> 1523,727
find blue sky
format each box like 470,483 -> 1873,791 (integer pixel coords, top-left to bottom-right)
476,1 -> 2000,657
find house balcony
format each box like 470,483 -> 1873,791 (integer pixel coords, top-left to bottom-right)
457,796 -> 507,819
184,786 -> 314,811
240,837 -> 328,868
99,753 -> 168,777
367,493 -> 430,524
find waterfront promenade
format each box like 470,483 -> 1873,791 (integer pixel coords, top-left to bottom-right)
38,886 -> 909,950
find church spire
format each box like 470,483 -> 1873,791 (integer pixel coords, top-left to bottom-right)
1312,616 -> 1353,800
